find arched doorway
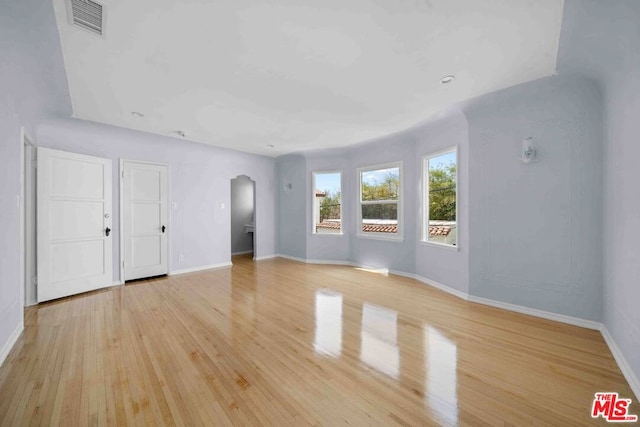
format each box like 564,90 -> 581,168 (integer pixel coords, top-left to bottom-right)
230,175 -> 256,260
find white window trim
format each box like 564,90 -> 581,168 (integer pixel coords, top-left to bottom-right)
421,146 -> 458,248
311,170 -> 343,236
357,161 -> 403,241
419,240 -> 460,251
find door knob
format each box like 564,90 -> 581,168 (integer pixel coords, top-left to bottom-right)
105,227 -> 111,237
162,225 -> 166,233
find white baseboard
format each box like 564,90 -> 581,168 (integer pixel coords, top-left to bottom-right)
231,250 -> 254,256
601,326 -> 640,400
411,272 -> 600,332
275,254 -> 308,263
467,295 -> 602,330
112,280 -> 124,286
277,255 -> 468,300
276,254 -> 352,265
303,258 -> 351,266
410,273 -> 470,301
254,254 -> 278,261
0,321 -> 24,368
276,254 -> 358,267
274,254 -> 602,330
169,262 -> 232,276
271,254 -> 639,398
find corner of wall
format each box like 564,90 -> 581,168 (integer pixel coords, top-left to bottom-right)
276,154 -> 308,258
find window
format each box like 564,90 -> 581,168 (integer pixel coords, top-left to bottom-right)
358,162 -> 402,239
423,148 -> 457,247
312,171 -> 342,234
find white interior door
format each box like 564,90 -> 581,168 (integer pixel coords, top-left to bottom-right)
122,161 -> 168,281
37,148 -> 113,302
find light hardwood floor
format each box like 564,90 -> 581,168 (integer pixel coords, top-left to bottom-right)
0,254 -> 636,426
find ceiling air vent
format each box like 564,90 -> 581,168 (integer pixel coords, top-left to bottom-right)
69,0 -> 104,36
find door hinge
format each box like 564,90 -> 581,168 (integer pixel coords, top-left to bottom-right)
32,276 -> 37,285
32,160 -> 37,169
121,171 -> 125,179
122,260 -> 125,268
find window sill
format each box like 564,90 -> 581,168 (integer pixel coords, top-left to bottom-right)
311,232 -> 345,237
357,233 -> 404,242
419,240 -> 460,251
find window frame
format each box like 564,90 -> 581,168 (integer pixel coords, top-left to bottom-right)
357,161 -> 403,241
311,170 -> 343,236
421,146 -> 459,249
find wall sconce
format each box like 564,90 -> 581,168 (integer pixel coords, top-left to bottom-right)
521,137 -> 536,164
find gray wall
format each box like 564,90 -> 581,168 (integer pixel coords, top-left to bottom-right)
0,0 -> 72,356
413,110 -> 470,294
276,154 -> 307,259
346,132 -> 418,274
306,153 -> 350,262
230,176 -> 255,254
297,131 -> 420,273
465,74 -> 603,321
558,0 -> 640,386
289,75 -> 603,319
37,118 -> 277,278
292,109 -> 470,294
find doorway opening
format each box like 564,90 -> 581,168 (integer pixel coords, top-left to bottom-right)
230,175 -> 255,261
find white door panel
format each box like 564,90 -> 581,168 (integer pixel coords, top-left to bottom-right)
50,157 -> 105,198
51,240 -> 105,282
37,148 -> 113,302
131,169 -> 161,200
50,200 -> 104,240
132,236 -> 162,267
123,162 -> 168,281
133,203 -> 161,233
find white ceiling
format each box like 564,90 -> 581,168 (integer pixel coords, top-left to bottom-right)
52,0 -> 564,156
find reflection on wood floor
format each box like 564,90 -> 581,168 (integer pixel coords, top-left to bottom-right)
0,254 -> 635,425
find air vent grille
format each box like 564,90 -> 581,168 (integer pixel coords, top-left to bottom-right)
70,0 -> 103,36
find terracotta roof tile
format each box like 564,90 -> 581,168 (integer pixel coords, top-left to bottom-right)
429,226 -> 451,237
316,221 -> 452,236
362,224 -> 398,233
316,221 -> 341,230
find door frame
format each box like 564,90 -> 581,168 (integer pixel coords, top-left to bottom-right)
119,159 -> 171,282
21,127 -> 36,306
